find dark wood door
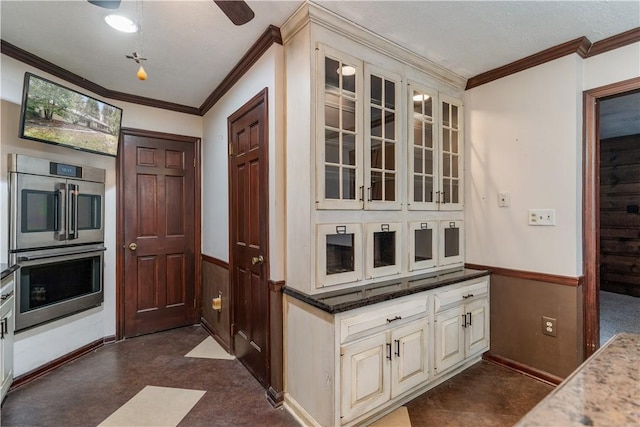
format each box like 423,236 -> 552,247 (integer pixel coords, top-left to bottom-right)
122,130 -> 198,337
229,90 -> 269,386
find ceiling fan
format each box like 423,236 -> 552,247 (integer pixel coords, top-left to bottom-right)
88,0 -> 255,26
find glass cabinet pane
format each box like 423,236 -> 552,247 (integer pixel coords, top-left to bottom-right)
409,221 -> 438,271
414,228 -> 433,262
441,99 -> 462,209
440,220 -> 464,266
410,86 -> 436,207
321,51 -> 360,205
373,231 -> 396,267
367,70 -> 398,205
366,222 -> 401,278
318,223 -> 362,287
326,233 -> 355,275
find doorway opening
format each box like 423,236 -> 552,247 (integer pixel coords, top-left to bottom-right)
583,77 -> 640,357
597,92 -> 640,344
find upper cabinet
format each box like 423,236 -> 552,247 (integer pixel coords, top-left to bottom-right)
409,81 -> 463,211
317,45 -> 363,210
317,45 -> 402,210
317,45 -> 463,211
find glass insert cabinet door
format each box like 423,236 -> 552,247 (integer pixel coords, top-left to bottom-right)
408,81 -> 438,210
439,96 -> 463,211
317,223 -> 363,288
409,220 -> 438,271
439,220 -> 464,266
365,222 -> 402,279
317,45 -> 364,210
364,65 -> 401,210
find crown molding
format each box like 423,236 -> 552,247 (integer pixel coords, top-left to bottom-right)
466,26 -> 640,91
281,1 -> 466,91
198,25 -> 282,115
588,26 -> 640,57
465,37 -> 591,90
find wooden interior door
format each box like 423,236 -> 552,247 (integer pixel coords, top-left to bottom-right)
229,89 -> 269,386
121,129 -> 199,338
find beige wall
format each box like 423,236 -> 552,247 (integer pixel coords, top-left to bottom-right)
465,43 -> 640,378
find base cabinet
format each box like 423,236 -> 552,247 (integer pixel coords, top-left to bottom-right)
285,275 -> 490,427
340,318 -> 429,424
434,280 -> 490,376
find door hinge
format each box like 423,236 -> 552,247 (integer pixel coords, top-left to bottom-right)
193,157 -> 196,168
193,299 -> 196,308
229,143 -> 234,156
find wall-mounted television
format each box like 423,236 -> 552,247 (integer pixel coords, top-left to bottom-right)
19,72 -> 123,157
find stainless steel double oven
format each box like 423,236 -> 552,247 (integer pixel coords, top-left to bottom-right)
8,154 -> 106,331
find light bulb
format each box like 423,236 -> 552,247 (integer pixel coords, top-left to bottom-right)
137,65 -> 147,81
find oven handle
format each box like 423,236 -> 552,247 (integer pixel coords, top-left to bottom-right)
17,246 -> 106,262
67,184 -> 79,240
57,185 -> 67,239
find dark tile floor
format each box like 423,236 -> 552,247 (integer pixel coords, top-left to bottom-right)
1,325 -> 553,426
406,361 -> 553,426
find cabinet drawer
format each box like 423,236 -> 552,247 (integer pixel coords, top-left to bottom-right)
434,279 -> 488,312
340,297 -> 428,344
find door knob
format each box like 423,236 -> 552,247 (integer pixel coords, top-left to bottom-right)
128,243 -> 137,251
251,255 -> 264,265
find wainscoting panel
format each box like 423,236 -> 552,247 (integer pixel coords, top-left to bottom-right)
201,255 -> 231,351
488,274 -> 583,379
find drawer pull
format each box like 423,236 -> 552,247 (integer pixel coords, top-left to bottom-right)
1,290 -> 14,301
386,315 -> 402,323
462,293 -> 474,299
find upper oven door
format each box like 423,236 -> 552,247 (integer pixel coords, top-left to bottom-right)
67,178 -> 105,246
11,172 -> 68,250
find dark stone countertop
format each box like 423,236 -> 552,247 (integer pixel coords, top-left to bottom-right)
283,268 -> 490,314
1,263 -> 20,281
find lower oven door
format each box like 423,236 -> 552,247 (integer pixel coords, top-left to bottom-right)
15,245 -> 105,332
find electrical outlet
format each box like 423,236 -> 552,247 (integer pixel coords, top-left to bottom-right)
542,316 -> 557,337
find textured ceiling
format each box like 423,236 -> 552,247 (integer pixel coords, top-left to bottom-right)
1,0 -> 639,108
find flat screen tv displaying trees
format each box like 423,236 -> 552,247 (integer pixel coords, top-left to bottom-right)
19,72 -> 123,157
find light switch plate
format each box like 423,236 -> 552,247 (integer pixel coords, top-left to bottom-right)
529,209 -> 556,226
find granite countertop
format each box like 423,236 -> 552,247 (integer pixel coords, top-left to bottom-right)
283,268 -> 490,314
516,332 -> 640,426
1,263 -> 20,281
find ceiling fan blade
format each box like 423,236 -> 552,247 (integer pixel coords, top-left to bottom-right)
214,1 -> 255,26
88,0 -> 121,9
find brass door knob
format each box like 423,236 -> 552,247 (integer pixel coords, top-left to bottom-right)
251,255 -> 264,265
128,243 -> 137,251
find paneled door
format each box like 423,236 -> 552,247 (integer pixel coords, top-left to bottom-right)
121,129 -> 199,338
229,89 -> 270,387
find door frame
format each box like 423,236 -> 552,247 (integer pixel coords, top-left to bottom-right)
116,127 -> 202,341
227,88 -> 270,364
582,76 -> 640,358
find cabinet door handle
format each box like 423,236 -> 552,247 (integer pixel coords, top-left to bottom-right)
0,318 -> 5,339
467,312 -> 472,326
367,187 -> 372,202
441,191 -> 446,204
394,339 -> 400,357
386,343 -> 392,360
386,315 -> 402,323
359,186 -> 365,202
461,314 -> 467,328
435,191 -> 440,204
